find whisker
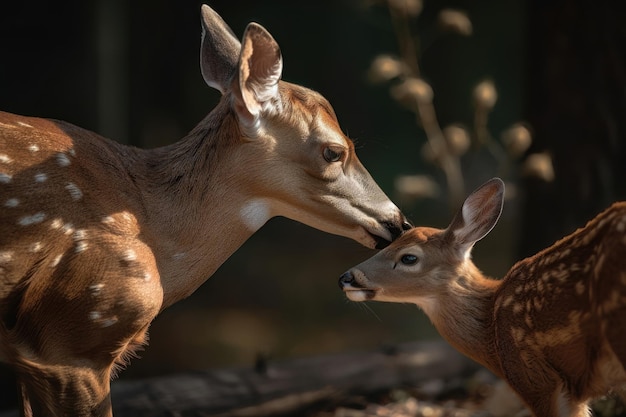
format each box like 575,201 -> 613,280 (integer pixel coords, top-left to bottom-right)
359,302 -> 383,322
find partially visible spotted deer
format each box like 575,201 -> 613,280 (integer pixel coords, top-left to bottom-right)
340,178 -> 626,417
0,5 -> 410,417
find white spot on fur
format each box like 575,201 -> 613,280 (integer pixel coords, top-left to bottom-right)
0,154 -> 12,164
0,122 -> 17,129
0,251 -> 14,263
0,173 -> 12,183
100,317 -> 118,328
28,144 -> 40,152
73,229 -> 87,241
123,249 -> 137,262
75,241 -> 88,253
68,148 -> 76,157
65,182 -> 83,200
17,121 -> 33,128
89,283 -> 104,294
89,311 -> 102,321
56,153 -> 71,167
4,198 -> 19,208
142,271 -> 152,281
18,212 -> 47,226
50,218 -> 63,230
29,242 -> 43,253
62,223 -> 74,235
50,254 -> 63,267
102,216 -> 115,224
240,199 -> 271,231
34,172 -> 48,183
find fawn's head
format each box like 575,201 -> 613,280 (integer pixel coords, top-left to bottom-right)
199,6 -> 409,248
339,178 -> 504,306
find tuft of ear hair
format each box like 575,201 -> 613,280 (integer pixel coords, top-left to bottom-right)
445,178 -> 505,259
232,23 -> 283,130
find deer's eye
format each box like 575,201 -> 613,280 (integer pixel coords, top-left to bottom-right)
323,146 -> 344,163
400,254 -> 419,265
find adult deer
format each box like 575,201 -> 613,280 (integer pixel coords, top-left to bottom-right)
340,178 -> 626,417
0,5 -> 410,416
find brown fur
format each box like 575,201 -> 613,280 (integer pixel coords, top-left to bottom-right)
1,6 -> 406,416
342,179 -> 626,417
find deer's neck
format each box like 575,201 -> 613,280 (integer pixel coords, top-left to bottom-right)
132,102 -> 262,308
423,265 -> 503,376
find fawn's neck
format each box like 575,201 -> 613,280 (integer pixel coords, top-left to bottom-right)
131,102 -> 261,308
423,264 -> 503,376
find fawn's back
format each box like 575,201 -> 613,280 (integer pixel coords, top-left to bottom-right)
495,201 -> 626,400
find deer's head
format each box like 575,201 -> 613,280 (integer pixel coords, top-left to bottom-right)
199,6 -> 410,248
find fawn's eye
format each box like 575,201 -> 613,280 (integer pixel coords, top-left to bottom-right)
400,254 -> 419,265
323,146 -> 344,163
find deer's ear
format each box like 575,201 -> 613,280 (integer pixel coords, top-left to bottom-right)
445,178 -> 504,259
231,22 -> 283,132
199,5 -> 241,94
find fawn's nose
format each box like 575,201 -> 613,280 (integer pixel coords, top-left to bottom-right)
338,271 -> 355,289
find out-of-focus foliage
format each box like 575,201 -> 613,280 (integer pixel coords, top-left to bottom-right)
367,0 -> 552,212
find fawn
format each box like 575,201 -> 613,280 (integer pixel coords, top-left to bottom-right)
0,5 -> 410,416
340,178 -> 626,417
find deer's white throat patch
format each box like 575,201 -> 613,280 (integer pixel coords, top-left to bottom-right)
240,199 -> 271,232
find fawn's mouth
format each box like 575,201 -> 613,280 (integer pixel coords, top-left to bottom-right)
339,280 -> 377,302
339,270 -> 378,301
343,288 -> 377,302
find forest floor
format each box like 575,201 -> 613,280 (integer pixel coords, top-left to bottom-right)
309,371 -> 626,417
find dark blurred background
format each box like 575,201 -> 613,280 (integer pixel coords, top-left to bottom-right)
1,0 -> 625,408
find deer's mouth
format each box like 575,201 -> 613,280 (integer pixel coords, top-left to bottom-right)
370,232 -> 392,249
367,219 -> 411,249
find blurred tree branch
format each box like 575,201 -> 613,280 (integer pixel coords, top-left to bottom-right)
367,0 -> 552,212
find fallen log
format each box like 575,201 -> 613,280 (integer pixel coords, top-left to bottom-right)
110,340 -> 480,417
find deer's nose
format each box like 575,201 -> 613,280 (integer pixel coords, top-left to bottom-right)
383,217 -> 413,243
338,271 -> 355,289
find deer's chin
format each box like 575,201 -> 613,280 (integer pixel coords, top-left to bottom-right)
354,229 -> 391,250
343,288 -> 377,302
370,232 -> 392,249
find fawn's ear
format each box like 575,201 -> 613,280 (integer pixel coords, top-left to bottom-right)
200,5 -> 241,94
231,22 -> 283,132
445,178 -> 505,259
